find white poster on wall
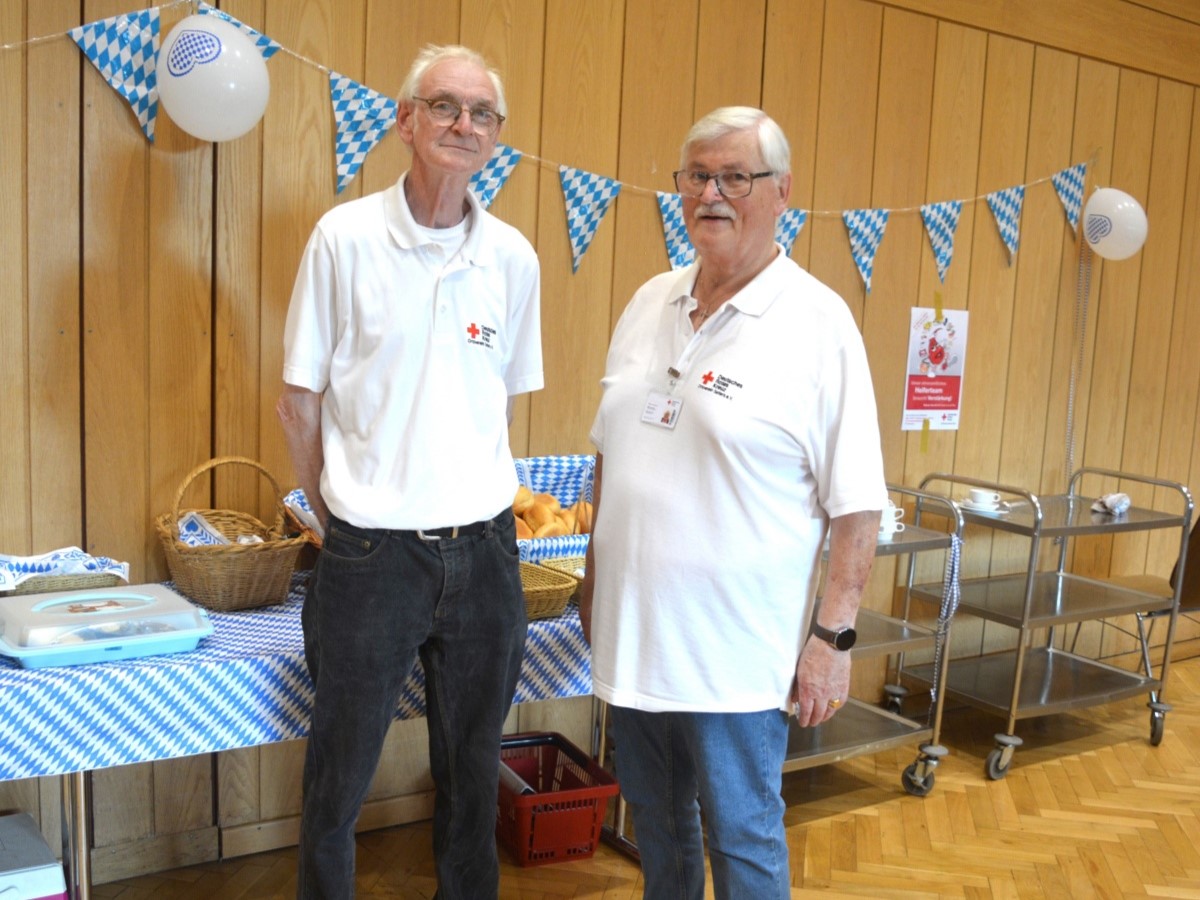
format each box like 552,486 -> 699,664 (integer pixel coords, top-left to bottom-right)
901,307 -> 969,431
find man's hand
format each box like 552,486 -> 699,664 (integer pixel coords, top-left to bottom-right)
790,635 -> 851,727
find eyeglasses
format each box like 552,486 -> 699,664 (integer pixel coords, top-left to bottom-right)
673,170 -> 774,199
412,96 -> 505,136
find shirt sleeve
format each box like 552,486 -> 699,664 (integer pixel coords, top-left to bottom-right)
281,225 -> 338,392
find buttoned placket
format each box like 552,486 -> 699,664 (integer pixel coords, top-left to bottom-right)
666,297 -> 733,394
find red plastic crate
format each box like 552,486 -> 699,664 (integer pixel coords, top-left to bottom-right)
496,731 -> 620,866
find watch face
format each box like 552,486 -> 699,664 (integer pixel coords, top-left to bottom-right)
833,627 -> 857,651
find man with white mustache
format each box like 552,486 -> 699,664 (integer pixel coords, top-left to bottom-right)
581,107 -> 885,899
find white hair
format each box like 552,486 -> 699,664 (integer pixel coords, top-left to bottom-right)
681,107 -> 790,177
398,44 -> 507,117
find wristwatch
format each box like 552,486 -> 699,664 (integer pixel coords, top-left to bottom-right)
811,621 -> 857,651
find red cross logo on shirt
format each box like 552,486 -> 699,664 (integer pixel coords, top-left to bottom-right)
702,371 -> 715,385
467,323 -> 480,339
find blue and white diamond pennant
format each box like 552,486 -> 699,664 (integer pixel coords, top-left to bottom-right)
775,208 -> 808,256
70,8 -> 160,142
559,166 -> 621,273
986,185 -> 1025,260
1052,162 -> 1087,232
656,193 -> 695,270
469,143 -> 522,209
197,1 -> 282,59
920,200 -> 962,283
329,71 -> 398,193
842,209 -> 889,293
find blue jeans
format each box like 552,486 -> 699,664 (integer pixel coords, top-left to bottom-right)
609,706 -> 791,900
297,509 -> 527,900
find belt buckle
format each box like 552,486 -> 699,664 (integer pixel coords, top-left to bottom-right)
417,526 -> 459,541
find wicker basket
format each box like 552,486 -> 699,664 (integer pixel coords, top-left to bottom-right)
0,572 -> 122,597
155,457 -> 309,612
518,562 -> 576,620
539,557 -> 585,602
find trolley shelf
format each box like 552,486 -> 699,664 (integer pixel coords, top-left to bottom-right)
911,571 -> 1173,629
851,608 -> 935,657
906,646 -> 1161,720
783,700 -> 929,771
959,495 -> 1186,537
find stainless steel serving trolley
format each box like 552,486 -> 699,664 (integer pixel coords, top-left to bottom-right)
906,467 -> 1192,780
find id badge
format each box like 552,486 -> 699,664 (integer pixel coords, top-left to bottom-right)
642,391 -> 682,429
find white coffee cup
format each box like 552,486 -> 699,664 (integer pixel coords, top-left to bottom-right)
878,520 -> 905,540
968,487 -> 1001,506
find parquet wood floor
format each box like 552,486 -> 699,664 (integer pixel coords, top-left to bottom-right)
93,655 -> 1200,898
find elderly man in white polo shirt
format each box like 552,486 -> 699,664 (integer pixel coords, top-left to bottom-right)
278,44 -> 541,900
581,107 -> 885,899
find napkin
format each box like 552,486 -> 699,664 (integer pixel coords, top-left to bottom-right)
0,546 -> 130,591
1091,492 -> 1131,516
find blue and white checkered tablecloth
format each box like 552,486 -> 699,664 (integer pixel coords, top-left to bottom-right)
0,575 -> 591,782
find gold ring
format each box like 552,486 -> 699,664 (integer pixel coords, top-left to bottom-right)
827,698 -> 843,709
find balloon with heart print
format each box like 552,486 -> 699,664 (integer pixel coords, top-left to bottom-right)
1083,187 -> 1147,260
157,15 -> 270,142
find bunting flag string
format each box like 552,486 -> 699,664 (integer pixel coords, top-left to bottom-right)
196,1 -> 280,58
328,72 -> 397,194
559,166 -> 621,273
69,8 -> 160,142
986,185 -> 1025,261
469,143 -> 523,209
14,2 -> 1095,285
920,200 -> 962,283
1052,162 -> 1087,233
843,209 -> 890,293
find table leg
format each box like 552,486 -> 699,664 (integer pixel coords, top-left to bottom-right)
60,771 -> 91,900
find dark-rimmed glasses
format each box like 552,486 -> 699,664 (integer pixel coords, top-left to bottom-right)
673,170 -> 774,199
412,96 -> 505,136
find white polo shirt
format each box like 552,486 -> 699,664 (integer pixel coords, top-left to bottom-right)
282,173 -> 542,530
588,250 -> 886,712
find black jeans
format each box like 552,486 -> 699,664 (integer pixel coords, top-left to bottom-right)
296,508 -> 527,899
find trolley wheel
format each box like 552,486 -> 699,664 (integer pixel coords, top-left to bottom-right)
902,762 -> 935,797
985,748 -> 1011,780
1150,709 -> 1166,747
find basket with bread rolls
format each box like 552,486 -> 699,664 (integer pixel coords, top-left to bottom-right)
511,454 -> 595,564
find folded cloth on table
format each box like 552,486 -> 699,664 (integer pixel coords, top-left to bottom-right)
0,546 -> 130,592
1091,492 -> 1132,516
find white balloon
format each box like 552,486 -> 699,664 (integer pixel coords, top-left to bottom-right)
157,15 -> 270,142
1082,187 -> 1148,260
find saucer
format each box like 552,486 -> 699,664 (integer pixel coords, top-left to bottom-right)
961,498 -> 1010,514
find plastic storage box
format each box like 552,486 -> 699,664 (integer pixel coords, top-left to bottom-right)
0,812 -> 67,900
496,731 -> 620,866
0,583 -> 213,668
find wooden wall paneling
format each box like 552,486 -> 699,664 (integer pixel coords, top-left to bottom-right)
146,14 -> 215,583
875,0 -> 1200,86
214,1 -> 267,517
0,3 -> 28,554
1149,92 -> 1200,574
1037,58 -> 1118,574
994,47 -> 1077,515
806,0 -> 883,324
693,0 -> 765,113
608,0 -> 699,337
527,1 -> 625,455
1073,69 -> 1156,582
855,7 -> 935,665
217,746 -> 261,829
900,21 -> 986,583
955,35 -> 1034,586
763,0 -> 825,270
257,1 -> 348,495
1108,79 -> 1192,577
27,3 -> 83,554
463,0 -> 547,457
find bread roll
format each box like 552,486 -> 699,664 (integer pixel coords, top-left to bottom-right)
513,485 -> 535,514
514,516 -> 533,540
523,501 -> 557,531
534,520 -> 569,538
572,499 -> 593,534
534,492 -> 561,514
558,508 -> 577,534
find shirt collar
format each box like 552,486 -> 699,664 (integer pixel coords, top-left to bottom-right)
667,244 -> 791,318
383,172 -> 493,266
